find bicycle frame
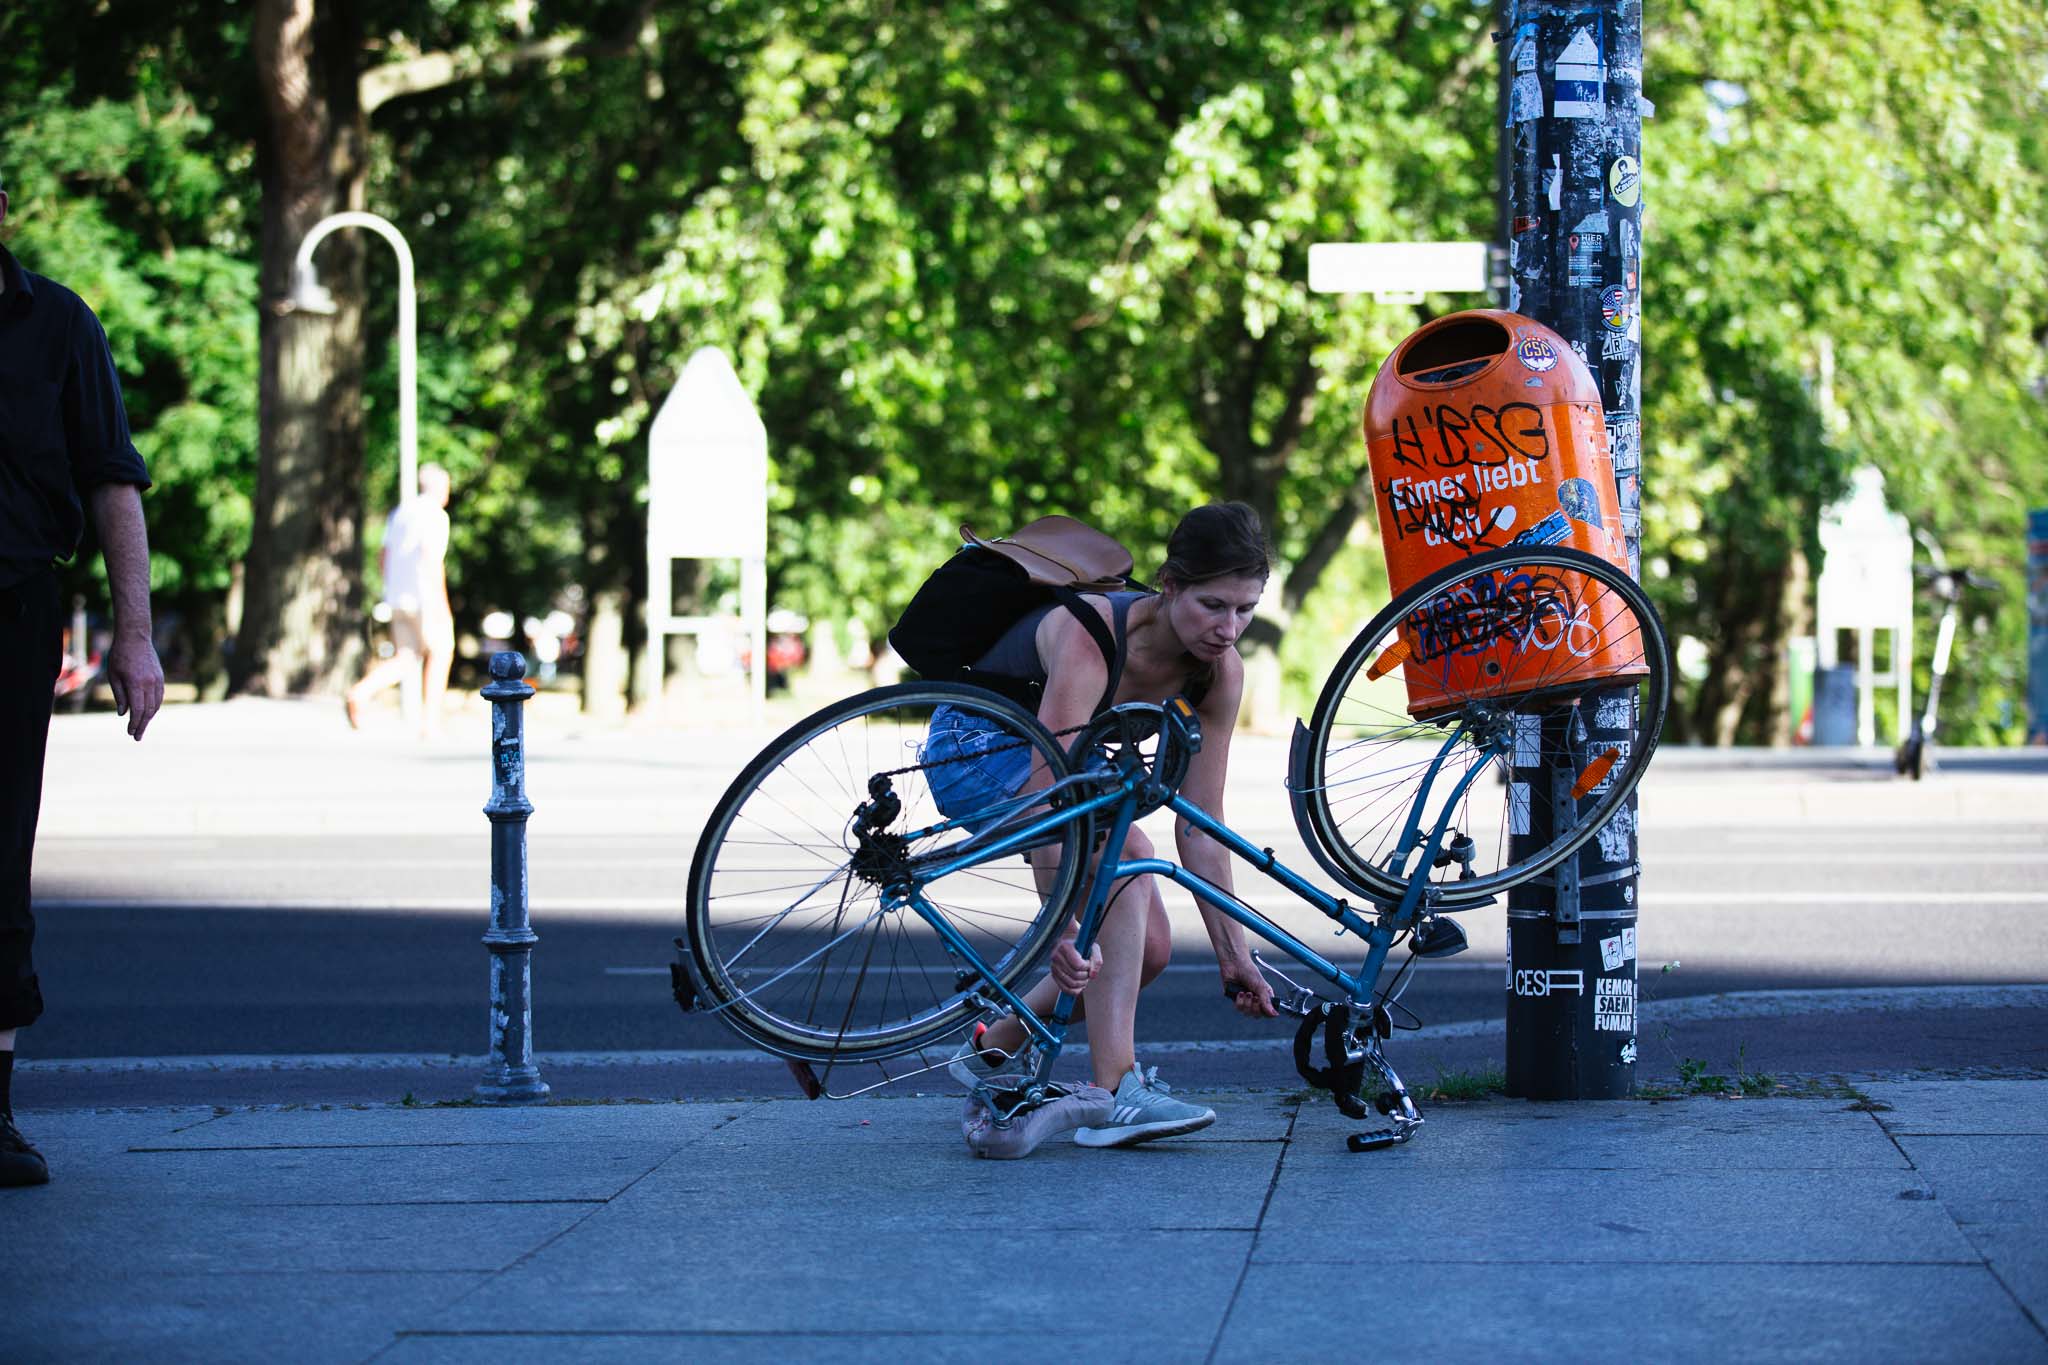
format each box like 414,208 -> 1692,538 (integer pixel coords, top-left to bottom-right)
892,702 -> 1505,1078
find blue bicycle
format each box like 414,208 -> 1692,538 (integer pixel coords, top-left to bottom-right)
677,547 -> 1668,1148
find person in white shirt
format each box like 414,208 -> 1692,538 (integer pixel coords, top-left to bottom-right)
345,463 -> 454,736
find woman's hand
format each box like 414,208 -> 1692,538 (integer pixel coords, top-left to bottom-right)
1050,937 -> 1103,994
1219,955 -> 1279,1019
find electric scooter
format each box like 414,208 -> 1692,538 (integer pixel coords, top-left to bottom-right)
1894,552 -> 2000,781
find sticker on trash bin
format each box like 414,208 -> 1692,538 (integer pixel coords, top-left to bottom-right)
1515,334 -> 1560,372
1600,934 -> 1625,971
1559,477 -> 1606,530
1594,976 -> 1636,1031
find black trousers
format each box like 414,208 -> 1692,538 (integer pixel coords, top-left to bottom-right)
1,570 -> 60,1031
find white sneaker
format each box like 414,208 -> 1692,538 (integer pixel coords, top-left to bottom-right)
1073,1064 -> 1217,1148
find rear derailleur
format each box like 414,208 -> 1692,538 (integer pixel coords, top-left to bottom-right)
1254,955 -> 1421,1153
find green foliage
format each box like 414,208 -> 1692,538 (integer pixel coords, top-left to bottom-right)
3,83 -> 258,648
4,0 -> 2042,734
1645,0 -> 2048,742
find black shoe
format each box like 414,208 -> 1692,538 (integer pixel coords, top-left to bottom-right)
1,1113 -> 50,1187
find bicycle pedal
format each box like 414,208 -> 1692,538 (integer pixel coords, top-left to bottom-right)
1346,1129 -> 1403,1153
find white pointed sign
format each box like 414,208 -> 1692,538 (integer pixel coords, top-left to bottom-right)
648,346 -> 768,559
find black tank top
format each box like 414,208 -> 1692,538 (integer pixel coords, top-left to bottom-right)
970,591 -> 1146,684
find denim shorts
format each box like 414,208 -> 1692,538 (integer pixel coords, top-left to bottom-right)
922,704 -> 1035,835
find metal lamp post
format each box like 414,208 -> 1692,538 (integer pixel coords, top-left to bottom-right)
288,210 -> 419,504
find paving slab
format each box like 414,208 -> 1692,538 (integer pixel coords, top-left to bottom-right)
409,1227 -> 1251,1350
1217,1263 -> 2048,1364
13,1105 -> 226,1155
0,1272 -> 484,1365
1286,1095 -> 1910,1170
379,1333 -> 1111,1364
710,1088 -> 1296,1143
1258,1159 -> 1978,1264
103,1140 -> 678,1204
2,1190 -> 594,1277
121,1099 -> 755,1148
1862,1079 -> 2048,1134
637,1133 -> 1281,1235
1893,1133 -> 2048,1324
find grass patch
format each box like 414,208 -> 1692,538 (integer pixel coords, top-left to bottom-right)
1421,1067 -> 1508,1102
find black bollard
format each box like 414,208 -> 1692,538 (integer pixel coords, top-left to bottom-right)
475,652 -> 549,1104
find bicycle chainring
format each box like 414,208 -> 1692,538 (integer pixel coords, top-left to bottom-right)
1065,704 -> 1187,818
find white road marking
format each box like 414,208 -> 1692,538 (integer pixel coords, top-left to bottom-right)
1649,892 -> 2048,906
35,891 -> 2048,913
1719,829 -> 2046,847
1651,854 -> 2048,867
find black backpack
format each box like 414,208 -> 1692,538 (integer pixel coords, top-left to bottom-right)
887,517 -> 1146,717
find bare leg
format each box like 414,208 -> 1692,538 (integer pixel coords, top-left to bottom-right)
348,651 -> 420,709
978,831 -> 1169,1087
420,640 -> 454,737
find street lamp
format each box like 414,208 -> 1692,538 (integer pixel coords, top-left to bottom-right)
289,211 -> 419,504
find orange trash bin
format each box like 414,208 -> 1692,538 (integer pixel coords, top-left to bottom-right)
1363,309 -> 1642,718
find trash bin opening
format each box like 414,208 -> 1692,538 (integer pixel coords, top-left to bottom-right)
1397,317 -> 1511,385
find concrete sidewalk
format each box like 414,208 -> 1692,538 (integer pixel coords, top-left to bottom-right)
5,1079 -> 2045,1362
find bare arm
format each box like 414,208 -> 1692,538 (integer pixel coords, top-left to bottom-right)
1172,652 -> 1277,1018
88,482 -> 164,740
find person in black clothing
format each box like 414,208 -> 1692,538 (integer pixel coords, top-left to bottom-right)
0,170 -> 164,1187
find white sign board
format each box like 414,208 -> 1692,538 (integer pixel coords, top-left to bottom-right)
648,346 -> 767,559
1814,465 -> 1913,745
1816,466 -> 1912,630
1308,241 -> 1490,297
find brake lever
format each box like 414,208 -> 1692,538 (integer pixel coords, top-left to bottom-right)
1221,950 -> 1323,1018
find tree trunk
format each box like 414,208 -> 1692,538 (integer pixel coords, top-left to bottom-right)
1767,543 -> 1811,746
234,0 -> 370,696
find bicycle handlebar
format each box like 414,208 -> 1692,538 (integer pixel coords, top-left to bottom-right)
1912,564 -> 2003,595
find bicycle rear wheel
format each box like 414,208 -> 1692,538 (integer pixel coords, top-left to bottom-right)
684,682 -> 1086,1061
1302,547 -> 1668,908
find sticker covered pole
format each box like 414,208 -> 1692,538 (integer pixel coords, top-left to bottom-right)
1500,0 -> 1647,1099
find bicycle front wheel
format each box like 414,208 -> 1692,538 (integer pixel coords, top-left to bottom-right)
684,682 -> 1087,1061
1302,547 -> 1669,907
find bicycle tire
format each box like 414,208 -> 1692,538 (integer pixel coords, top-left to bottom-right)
684,682 -> 1087,1061
1302,546 -> 1669,907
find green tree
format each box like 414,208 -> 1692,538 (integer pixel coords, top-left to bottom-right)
1645,0 -> 2048,743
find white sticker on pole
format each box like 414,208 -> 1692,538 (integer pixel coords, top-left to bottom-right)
1622,926 -> 1637,961
1553,27 -> 1605,119
1594,976 -> 1636,1032
1600,934 -> 1625,971
1509,781 -> 1531,836
1515,714 -> 1542,767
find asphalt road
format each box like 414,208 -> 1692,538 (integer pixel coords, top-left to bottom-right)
18,698 -> 2048,1105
